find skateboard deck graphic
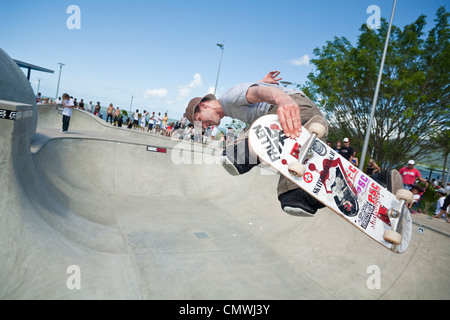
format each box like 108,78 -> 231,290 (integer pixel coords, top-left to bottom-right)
248,114 -> 412,253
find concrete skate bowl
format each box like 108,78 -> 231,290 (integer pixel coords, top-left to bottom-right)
1,102 -> 449,300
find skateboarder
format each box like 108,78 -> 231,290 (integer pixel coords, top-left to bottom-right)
186,71 -> 404,216
185,71 -> 328,216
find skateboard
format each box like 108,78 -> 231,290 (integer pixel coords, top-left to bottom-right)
248,114 -> 413,254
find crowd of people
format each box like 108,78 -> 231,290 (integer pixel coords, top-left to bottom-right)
327,137 -> 450,220
37,93 -> 231,144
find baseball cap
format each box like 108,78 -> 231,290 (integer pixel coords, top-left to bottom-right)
343,138 -> 349,143
407,160 -> 415,165
185,94 -> 216,124
437,188 -> 447,195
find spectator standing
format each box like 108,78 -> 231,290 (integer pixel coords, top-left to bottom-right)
106,103 -> 114,124
59,93 -> 74,134
94,102 -> 101,116
162,112 -> 169,135
180,113 -> 187,129
398,160 -> 428,190
155,112 -> 162,134
113,107 -> 121,126
437,193 -> 450,223
350,150 -> 359,167
335,140 -> 341,153
148,112 -> 156,133
433,188 -> 448,219
132,109 -> 139,129
140,110 -> 148,131
365,159 -> 381,176
339,137 -> 354,161
78,99 -> 85,110
226,127 -> 235,144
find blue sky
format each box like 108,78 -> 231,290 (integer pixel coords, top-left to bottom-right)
1,0 -> 447,123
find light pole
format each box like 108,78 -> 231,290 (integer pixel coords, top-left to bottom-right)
129,96 -> 133,114
55,63 -> 65,100
214,43 -> 224,96
359,0 -> 397,171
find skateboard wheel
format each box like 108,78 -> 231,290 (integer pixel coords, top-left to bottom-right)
288,162 -> 306,178
308,123 -> 326,139
383,230 -> 402,245
396,189 -> 413,204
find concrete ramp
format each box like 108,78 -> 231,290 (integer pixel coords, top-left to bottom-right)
0,50 -> 449,299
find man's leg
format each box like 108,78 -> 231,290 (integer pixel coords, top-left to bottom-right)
275,96 -> 329,216
221,130 -> 259,176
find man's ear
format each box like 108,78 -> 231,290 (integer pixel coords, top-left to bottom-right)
197,101 -> 207,110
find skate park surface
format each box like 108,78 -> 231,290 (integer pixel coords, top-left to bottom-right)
2,103 -> 449,300
1,57 -> 449,300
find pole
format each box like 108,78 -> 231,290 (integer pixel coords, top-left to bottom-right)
214,44 -> 224,96
129,96 -> 133,114
359,0 -> 397,171
55,63 -> 65,100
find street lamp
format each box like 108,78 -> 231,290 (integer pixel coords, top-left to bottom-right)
129,96 -> 133,114
37,78 -> 41,95
55,62 -> 65,100
214,43 -> 224,96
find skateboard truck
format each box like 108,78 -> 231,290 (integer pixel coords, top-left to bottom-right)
288,123 -> 325,178
383,189 -> 413,245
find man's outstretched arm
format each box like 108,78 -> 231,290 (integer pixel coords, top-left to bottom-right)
246,85 -> 301,138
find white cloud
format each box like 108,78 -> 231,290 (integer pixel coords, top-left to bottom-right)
289,54 -> 310,66
143,88 -> 168,99
178,73 -> 202,97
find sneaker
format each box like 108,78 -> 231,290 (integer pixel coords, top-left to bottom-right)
59,130 -> 67,134
221,138 -> 260,176
279,188 -> 325,217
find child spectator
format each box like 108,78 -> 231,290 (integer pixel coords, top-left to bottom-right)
408,185 -> 423,214
432,188 -> 448,219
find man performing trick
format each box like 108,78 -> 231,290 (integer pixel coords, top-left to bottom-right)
185,71 -> 329,216
185,71 -> 400,216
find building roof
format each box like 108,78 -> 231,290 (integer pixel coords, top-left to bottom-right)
13,59 -> 54,80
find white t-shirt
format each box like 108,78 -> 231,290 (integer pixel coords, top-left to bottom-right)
62,98 -> 74,117
435,197 -> 445,216
218,82 -> 305,125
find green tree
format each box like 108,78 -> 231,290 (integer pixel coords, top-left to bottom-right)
303,7 -> 449,171
428,129 -> 450,185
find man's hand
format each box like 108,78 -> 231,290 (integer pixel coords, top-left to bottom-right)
275,95 -> 301,138
247,84 -> 301,138
261,71 -> 282,85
